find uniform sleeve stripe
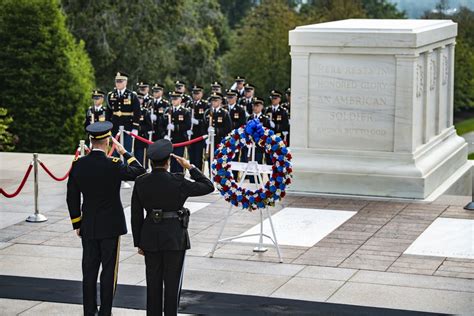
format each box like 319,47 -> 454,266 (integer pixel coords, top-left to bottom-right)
127,157 -> 136,164
71,216 -> 82,224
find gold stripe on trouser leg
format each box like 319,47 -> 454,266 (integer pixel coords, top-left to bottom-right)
113,236 -> 121,295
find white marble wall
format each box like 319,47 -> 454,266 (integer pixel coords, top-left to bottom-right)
288,19 -> 468,199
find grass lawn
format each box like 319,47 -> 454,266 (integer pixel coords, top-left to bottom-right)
455,118 -> 474,135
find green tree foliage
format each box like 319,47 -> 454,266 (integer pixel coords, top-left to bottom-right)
361,0 -> 407,18
0,0 -> 95,154
62,0 -> 230,91
0,108 -> 15,151
222,0 -> 301,95
423,4 -> 474,111
218,0 -> 256,28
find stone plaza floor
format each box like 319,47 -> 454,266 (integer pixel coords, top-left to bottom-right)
0,152 -> 473,315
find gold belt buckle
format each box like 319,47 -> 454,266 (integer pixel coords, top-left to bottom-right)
114,111 -> 122,117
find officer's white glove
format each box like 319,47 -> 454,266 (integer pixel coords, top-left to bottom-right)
164,135 -> 171,140
207,126 -> 215,134
282,131 -> 289,137
131,129 -> 138,135
191,118 -> 199,125
167,123 -> 175,131
269,120 -> 275,129
150,114 -> 157,121
205,138 -> 211,145
186,130 -> 193,137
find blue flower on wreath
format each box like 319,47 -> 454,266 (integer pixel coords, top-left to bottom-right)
245,119 -> 265,142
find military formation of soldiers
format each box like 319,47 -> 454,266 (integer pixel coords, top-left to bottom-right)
85,72 -> 291,176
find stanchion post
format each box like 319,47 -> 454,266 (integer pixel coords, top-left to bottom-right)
119,125 -> 125,162
210,129 -> 215,167
79,140 -> 85,157
26,153 -> 48,223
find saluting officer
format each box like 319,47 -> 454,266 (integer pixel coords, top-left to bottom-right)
85,90 -> 111,129
67,122 -> 145,316
174,81 -> 192,108
135,92 -> 153,166
163,91 -> 191,173
204,92 -> 232,148
238,83 -> 255,116
150,83 -> 169,141
107,71 -> 141,154
131,139 -> 214,316
188,85 -> 208,170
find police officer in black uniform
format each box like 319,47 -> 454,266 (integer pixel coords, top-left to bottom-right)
174,81 -> 192,108
188,85 -> 208,170
107,72 -> 141,154
163,91 -> 191,173
150,83 -> 169,141
131,139 -> 214,316
67,122 -> 145,316
85,90 -> 111,129
238,83 -> 256,116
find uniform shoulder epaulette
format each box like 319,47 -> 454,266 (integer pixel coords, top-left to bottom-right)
135,172 -> 149,182
132,91 -> 138,95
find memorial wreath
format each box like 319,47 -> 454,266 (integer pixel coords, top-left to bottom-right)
211,119 -> 293,210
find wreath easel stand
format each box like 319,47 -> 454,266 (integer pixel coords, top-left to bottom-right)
209,141 -> 283,263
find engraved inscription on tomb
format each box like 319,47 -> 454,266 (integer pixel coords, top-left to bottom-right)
309,54 -> 396,151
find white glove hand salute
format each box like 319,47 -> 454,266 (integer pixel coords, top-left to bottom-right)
150,114 -> 157,121
207,126 -> 215,134
191,118 -> 199,125
167,123 -> 175,131
186,130 -> 193,137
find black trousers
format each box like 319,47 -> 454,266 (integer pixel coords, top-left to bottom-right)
189,139 -> 205,171
144,250 -> 186,316
82,236 -> 121,316
170,146 -> 185,173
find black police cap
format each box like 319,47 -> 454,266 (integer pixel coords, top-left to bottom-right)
147,139 -> 173,161
86,121 -> 113,140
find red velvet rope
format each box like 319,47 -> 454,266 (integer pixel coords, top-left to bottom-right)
126,131 -> 207,147
0,163 -> 33,198
38,149 -> 80,182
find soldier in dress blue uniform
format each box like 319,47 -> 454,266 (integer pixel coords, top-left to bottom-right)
234,76 -> 246,99
85,90 -> 111,129
135,93 -> 153,166
226,89 -> 247,180
247,97 -> 270,183
137,81 -> 151,106
163,91 -> 191,173
204,92 -> 232,148
238,83 -> 256,116
150,83 -> 169,141
265,90 -> 289,163
174,81 -> 192,108
131,139 -> 214,316
106,72 -> 141,154
209,81 -> 227,107
187,85 -> 209,170
67,122 -> 145,316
